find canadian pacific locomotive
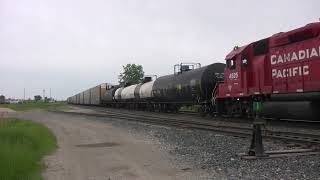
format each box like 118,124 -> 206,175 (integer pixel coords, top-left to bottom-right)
67,22 -> 320,121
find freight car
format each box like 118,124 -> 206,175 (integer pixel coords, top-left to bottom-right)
69,83 -> 112,105
214,22 -> 320,120
151,63 -> 225,112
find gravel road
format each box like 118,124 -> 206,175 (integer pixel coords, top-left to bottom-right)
107,115 -> 320,180
11,110 -> 210,180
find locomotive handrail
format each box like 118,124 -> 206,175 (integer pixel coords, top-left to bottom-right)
211,83 -> 219,106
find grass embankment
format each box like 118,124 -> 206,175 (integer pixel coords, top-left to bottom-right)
0,102 -> 69,112
0,118 -> 57,180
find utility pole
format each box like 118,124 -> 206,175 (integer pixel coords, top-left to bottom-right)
23,88 -> 25,102
50,88 -> 52,100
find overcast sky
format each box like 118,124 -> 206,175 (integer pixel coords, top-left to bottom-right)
0,0 -> 319,100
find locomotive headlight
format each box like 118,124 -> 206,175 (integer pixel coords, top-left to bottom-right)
237,98 -> 240,101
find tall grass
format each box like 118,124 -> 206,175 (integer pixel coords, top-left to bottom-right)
0,102 -> 68,111
0,118 -> 57,180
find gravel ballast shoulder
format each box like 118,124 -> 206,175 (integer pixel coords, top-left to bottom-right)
105,116 -> 320,180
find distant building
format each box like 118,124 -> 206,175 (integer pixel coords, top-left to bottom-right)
8,99 -> 20,104
0,95 -> 5,104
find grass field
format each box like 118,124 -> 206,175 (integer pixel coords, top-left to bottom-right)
0,102 -> 69,111
0,118 -> 57,180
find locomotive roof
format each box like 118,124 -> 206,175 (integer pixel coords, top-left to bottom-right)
225,45 -> 249,60
269,22 -> 320,47
225,22 -> 320,60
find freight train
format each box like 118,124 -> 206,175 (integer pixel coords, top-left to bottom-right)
67,22 -> 320,121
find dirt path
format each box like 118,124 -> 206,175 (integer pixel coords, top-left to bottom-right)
0,108 -> 15,119
0,108 -> 15,113
13,111 -> 202,180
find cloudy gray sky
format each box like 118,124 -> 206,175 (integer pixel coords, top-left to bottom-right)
0,0 -> 319,100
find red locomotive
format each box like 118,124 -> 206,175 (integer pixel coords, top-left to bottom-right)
215,22 -> 320,120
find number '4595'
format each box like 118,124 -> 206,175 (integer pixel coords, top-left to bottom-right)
229,72 -> 238,79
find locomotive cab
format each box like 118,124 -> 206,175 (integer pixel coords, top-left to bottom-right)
214,45 -> 255,116
217,45 -> 253,99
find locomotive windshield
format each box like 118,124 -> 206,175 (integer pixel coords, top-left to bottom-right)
227,58 -> 236,69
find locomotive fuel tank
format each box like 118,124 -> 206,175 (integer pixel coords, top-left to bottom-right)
262,101 -> 320,121
152,63 -> 225,103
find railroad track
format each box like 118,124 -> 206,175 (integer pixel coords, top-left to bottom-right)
100,108 -> 320,145
54,106 -> 320,147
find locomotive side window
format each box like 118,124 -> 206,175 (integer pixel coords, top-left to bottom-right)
227,58 -> 236,70
230,59 -> 236,69
241,54 -> 248,66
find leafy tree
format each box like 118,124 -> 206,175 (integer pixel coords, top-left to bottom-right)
119,64 -> 144,85
34,95 -> 42,101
